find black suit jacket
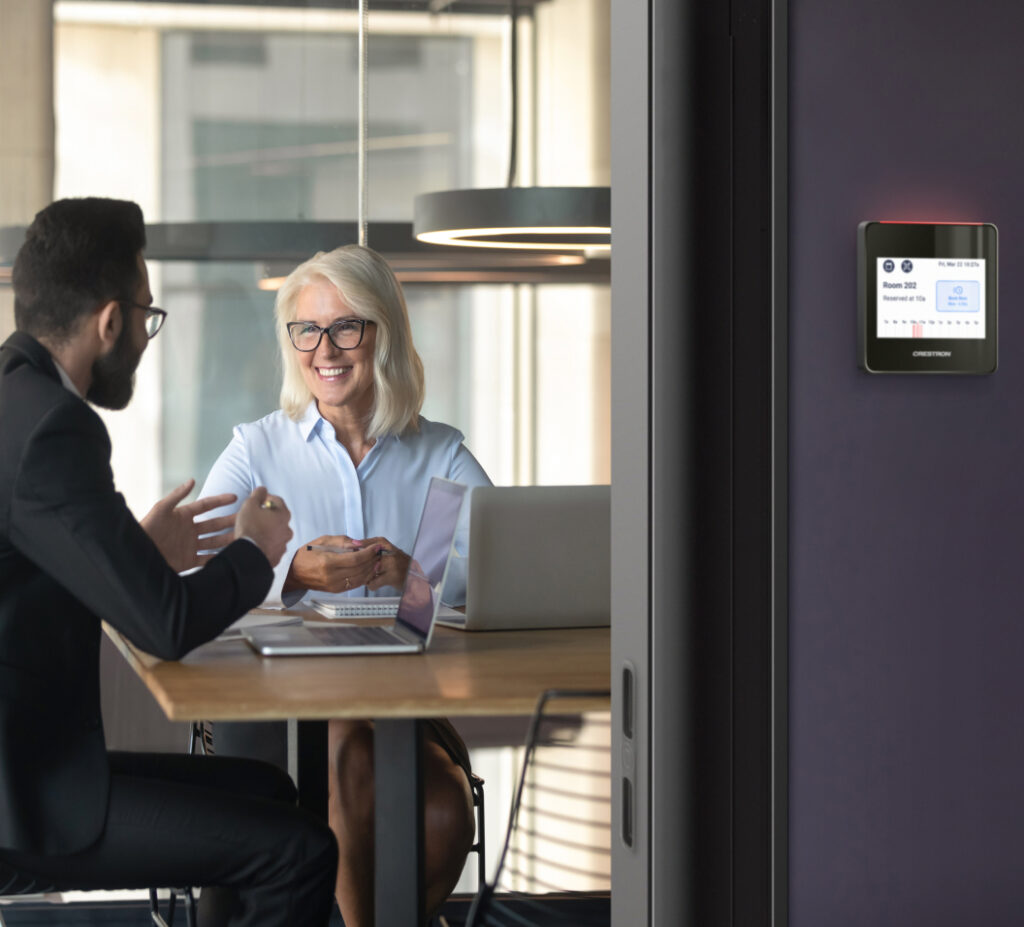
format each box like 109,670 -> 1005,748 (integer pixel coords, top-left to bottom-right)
0,332 -> 273,856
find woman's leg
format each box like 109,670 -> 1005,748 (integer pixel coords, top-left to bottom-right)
327,719 -> 475,927
422,736 -> 476,916
329,720 -> 376,927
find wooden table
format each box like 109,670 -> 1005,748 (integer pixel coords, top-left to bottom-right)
105,615 -> 610,927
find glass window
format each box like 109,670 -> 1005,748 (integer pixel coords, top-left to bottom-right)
38,0 -> 611,894
161,29 -> 478,222
51,5 -> 608,511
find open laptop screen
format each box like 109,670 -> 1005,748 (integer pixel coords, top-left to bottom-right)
395,478 -> 466,639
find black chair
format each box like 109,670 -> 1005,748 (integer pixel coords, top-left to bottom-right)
0,862 -> 58,926
468,772 -> 487,888
149,886 -> 197,927
153,724 -> 489,927
2,839 -> 195,927
0,724 -> 207,927
465,689 -> 611,927
147,721 -> 209,927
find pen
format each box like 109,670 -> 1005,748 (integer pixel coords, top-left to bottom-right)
305,544 -> 395,556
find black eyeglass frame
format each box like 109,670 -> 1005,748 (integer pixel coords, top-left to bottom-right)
120,300 -> 167,339
286,318 -> 374,352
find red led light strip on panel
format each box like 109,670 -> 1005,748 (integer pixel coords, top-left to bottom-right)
878,220 -> 985,225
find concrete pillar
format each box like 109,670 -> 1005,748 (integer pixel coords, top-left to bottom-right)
0,0 -> 54,338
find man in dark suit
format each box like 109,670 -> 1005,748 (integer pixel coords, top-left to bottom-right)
0,198 -> 338,925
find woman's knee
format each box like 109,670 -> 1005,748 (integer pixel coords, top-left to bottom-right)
424,747 -> 475,857
328,720 -> 375,817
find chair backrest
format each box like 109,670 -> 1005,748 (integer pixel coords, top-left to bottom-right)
0,857 -> 59,927
467,688 -> 611,927
0,861 -> 56,897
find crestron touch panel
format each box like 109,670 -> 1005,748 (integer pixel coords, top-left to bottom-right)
858,221 -> 998,374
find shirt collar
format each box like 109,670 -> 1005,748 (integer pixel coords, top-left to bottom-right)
298,400 -> 394,462
52,358 -> 83,399
299,400 -> 324,441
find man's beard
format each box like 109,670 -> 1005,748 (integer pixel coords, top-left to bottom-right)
86,312 -> 141,410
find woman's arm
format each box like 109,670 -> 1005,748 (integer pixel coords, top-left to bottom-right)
197,431 -> 253,521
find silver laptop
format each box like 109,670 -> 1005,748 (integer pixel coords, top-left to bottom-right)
244,478 -> 467,655
438,484 -> 610,631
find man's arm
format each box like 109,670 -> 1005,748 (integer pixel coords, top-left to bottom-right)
10,401 -> 274,659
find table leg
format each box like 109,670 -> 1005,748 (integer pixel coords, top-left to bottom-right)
293,719 -> 328,820
374,718 -> 424,927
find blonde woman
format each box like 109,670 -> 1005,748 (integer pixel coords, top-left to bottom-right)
200,244 -> 491,926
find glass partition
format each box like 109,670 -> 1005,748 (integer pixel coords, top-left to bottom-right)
40,2 -> 610,896
51,1 -> 609,515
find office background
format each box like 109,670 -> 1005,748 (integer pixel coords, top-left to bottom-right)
7,0 -> 1024,922
1,0 -> 610,744
789,0 -> 1024,923
0,0 -> 612,905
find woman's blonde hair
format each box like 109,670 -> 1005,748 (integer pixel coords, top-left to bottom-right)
275,244 -> 425,438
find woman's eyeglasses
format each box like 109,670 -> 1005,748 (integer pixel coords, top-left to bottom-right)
286,319 -> 373,352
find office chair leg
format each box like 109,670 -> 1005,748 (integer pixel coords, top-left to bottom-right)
149,887 -> 168,926
149,723 -> 208,925
470,773 -> 486,887
149,886 -> 197,927
188,720 -> 214,757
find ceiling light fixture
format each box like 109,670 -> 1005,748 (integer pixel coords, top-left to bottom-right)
415,186 -> 610,250
412,0 -> 610,252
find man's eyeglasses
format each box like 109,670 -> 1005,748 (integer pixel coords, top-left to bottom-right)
121,301 -> 167,339
286,318 -> 373,352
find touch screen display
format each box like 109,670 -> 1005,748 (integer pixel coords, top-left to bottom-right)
858,220 -> 997,374
876,256 -> 985,339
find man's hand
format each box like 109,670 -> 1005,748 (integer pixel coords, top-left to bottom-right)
141,478 -> 238,573
235,487 -> 293,568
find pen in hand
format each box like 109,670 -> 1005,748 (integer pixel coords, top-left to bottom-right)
306,543 -> 395,556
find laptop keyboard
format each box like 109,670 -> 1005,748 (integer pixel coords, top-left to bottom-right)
307,626 -> 404,646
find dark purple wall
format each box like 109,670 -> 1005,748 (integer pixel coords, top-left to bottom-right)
790,1 -> 1024,923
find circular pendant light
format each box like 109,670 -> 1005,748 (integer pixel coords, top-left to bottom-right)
414,186 -> 610,251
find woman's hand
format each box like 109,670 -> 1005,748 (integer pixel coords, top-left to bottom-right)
362,536 -> 412,591
284,535 -> 382,594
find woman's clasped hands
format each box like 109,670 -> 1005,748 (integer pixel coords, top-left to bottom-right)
287,535 -> 410,594
362,538 -> 411,592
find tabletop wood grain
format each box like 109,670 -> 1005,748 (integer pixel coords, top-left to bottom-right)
104,614 -> 610,722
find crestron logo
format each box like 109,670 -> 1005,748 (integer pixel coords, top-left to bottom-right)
912,351 -> 952,357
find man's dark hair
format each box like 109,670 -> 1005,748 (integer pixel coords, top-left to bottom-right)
12,197 -> 147,342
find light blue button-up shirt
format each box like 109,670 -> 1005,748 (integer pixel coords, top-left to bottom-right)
199,402 -> 492,607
